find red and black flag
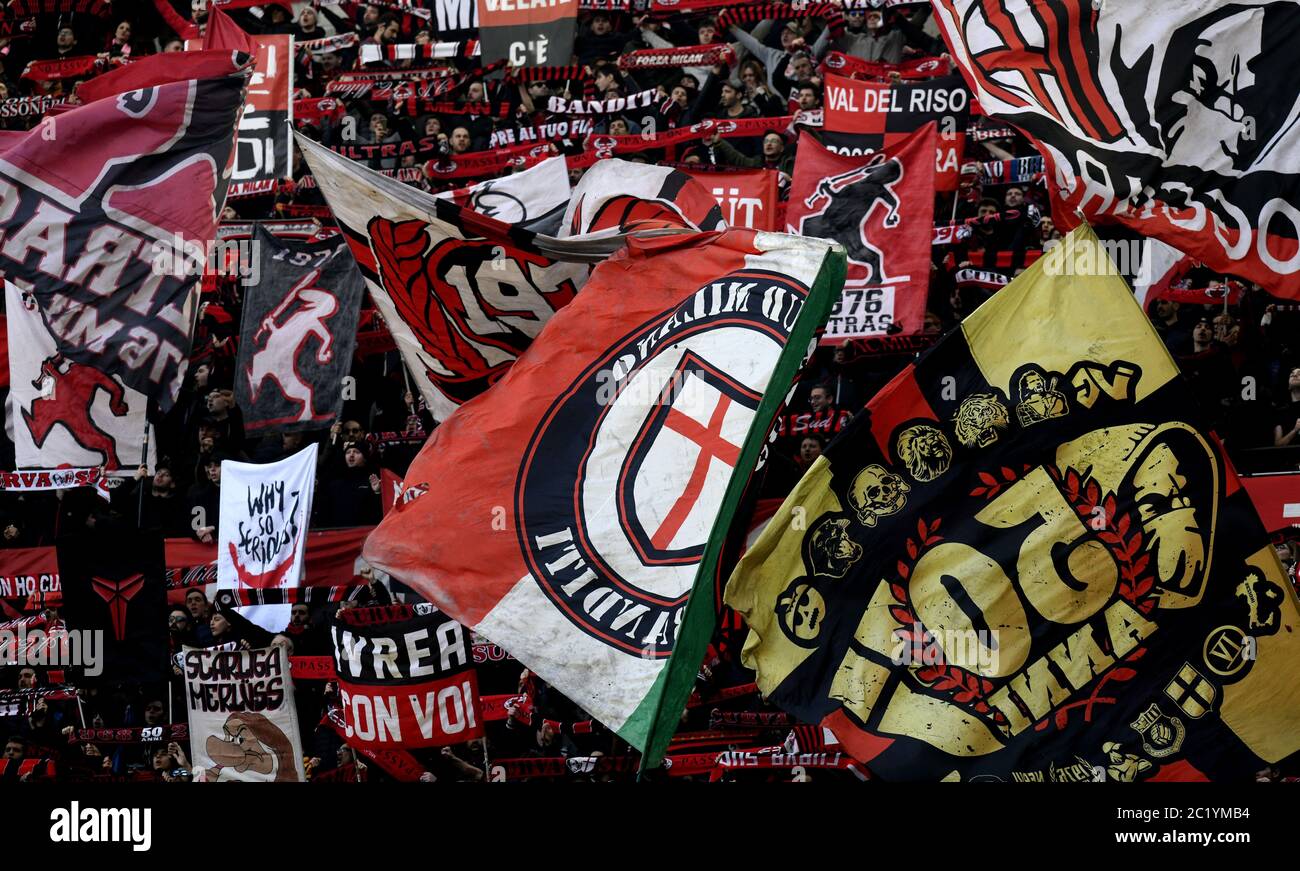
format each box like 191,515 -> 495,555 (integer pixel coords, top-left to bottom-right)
58,529 -> 168,683
0,75 -> 245,412
235,227 -> 365,435
296,134 -> 587,422
329,603 -> 484,750
787,125 -> 937,341
933,0 -> 1300,297
728,227 -> 1300,781
475,0 -> 576,68
821,72 -> 970,191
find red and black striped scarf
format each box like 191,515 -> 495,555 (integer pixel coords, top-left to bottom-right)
717,3 -> 846,38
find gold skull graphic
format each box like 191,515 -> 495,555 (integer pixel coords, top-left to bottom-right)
847,464 -> 911,527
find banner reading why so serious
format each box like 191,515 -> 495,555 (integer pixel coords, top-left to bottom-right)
330,604 -> 483,749
217,444 -> 318,593
727,226 -> 1300,781
185,644 -> 306,782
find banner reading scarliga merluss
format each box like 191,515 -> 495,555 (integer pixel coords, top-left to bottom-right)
728,226 -> 1300,782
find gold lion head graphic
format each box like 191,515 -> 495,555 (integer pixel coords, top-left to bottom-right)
954,393 -> 1009,449
895,424 -> 953,482
807,516 -> 862,578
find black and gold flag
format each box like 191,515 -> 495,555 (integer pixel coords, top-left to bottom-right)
727,226 -> 1300,782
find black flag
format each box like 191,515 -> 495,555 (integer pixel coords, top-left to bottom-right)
235,227 -> 365,435
58,528 -> 168,683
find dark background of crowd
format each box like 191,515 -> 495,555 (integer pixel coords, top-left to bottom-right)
0,0 -> 1297,783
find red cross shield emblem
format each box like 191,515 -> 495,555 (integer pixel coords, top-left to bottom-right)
617,352 -> 761,565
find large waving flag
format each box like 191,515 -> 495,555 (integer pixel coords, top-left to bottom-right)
296,135 -> 590,421
363,227 -> 845,764
726,226 -> 1300,781
0,74 -> 245,411
933,0 -> 1300,296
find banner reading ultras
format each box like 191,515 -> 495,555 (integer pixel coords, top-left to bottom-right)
0,77 -> 243,412
363,229 -> 844,751
476,0 -> 576,67
330,604 -> 483,749
727,227 -> 1300,782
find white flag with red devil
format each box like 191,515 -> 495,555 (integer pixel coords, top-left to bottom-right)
217,444 -> 318,593
5,281 -> 156,473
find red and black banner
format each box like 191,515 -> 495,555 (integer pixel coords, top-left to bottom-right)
821,72 -> 970,191
0,546 -> 60,616
0,76 -> 243,413
163,526 -> 374,606
235,227 -> 365,435
476,0 -> 577,68
787,125 -> 937,340
330,604 -> 484,749
933,0 -> 1300,297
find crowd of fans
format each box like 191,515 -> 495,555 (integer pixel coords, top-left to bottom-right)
0,0 -> 1296,783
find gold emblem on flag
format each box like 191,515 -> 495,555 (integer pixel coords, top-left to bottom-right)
1014,366 -> 1070,427
895,424 -> 953,482
776,579 -> 827,648
847,464 -> 910,527
1164,663 -> 1216,718
806,515 -> 862,578
1202,625 -> 1251,677
1129,702 -> 1185,758
953,393 -> 1009,448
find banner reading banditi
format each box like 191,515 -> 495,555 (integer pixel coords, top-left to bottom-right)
821,73 -> 969,191
362,227 -> 845,765
297,135 -> 588,421
476,0 -> 576,68
330,604 -> 483,749
787,125 -> 935,340
0,76 -> 244,412
727,226 -> 1300,781
5,282 -> 154,472
235,227 -> 364,435
184,644 -> 306,782
932,0 -> 1300,296
217,444 -> 318,593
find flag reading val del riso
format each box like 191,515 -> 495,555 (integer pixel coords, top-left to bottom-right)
363,226 -> 846,764
727,226 -> 1300,782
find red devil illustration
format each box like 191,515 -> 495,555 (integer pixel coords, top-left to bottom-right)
245,269 -> 338,423
22,353 -> 127,469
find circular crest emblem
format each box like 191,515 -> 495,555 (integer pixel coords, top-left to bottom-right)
517,271 -> 808,657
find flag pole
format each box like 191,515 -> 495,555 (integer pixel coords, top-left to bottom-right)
137,419 -> 151,526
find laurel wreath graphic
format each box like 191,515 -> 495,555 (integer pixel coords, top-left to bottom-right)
887,464 -> 1161,734
890,516 -> 1008,728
